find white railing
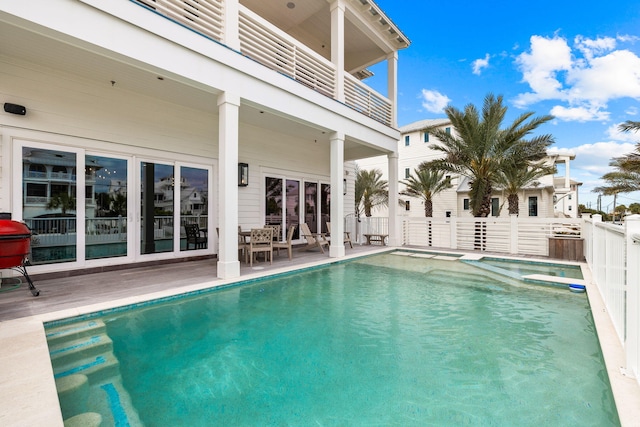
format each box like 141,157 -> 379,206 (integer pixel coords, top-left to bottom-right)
134,0 -> 224,42
584,214 -> 640,385
345,216 -> 388,244
344,73 -> 393,125
239,6 -> 336,98
400,216 -> 583,256
132,0 -> 393,126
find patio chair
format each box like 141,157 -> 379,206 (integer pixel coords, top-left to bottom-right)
246,228 -> 273,266
299,223 -> 329,254
264,224 -> 281,242
326,222 -> 353,248
184,223 -> 207,250
273,225 -> 296,260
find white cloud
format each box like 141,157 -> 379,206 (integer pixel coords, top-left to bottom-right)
514,35 -> 572,106
513,35 -> 640,121
549,105 -> 610,122
606,122 -> 640,142
420,89 -> 451,113
472,54 -> 490,75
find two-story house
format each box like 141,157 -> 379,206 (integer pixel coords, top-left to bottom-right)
0,0 -> 410,278
357,118 -> 581,218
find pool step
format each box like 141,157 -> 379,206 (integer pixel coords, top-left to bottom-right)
46,320 -> 107,347
47,321 -> 143,425
49,333 -> 114,367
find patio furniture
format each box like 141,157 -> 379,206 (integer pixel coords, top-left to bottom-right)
326,222 -> 353,248
363,233 -> 388,246
273,225 -> 296,260
299,223 -> 329,254
184,223 -> 207,250
264,224 -> 281,242
246,228 -> 273,266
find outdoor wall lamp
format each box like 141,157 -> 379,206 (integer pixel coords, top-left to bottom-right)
343,178 -> 347,195
238,162 -> 249,187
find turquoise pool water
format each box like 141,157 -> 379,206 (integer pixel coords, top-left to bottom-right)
47,254 -> 618,426
479,257 -> 584,279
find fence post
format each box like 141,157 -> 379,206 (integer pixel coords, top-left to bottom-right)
510,214 -> 518,254
625,215 -> 640,379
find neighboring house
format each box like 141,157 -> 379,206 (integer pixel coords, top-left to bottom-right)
0,0 -> 409,278
357,119 -> 581,218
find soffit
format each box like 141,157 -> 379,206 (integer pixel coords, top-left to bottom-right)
0,18 -> 386,160
240,0 -> 409,74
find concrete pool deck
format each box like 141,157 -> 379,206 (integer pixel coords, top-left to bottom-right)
1,246 -> 638,426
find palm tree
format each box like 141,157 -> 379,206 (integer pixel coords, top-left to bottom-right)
46,192 -> 76,215
400,166 -> 453,217
495,158 -> 556,216
424,94 -> 554,217
594,122 -> 640,202
355,167 -> 388,217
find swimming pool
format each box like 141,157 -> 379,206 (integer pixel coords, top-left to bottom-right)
46,253 -> 619,426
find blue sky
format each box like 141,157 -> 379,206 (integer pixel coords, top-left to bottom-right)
367,0 -> 640,211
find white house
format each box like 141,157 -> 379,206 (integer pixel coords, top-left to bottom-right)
0,0 -> 410,278
357,118 -> 581,218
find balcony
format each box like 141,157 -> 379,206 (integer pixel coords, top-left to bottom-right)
131,0 -> 404,127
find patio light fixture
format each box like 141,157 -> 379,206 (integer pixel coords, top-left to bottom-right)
238,162 -> 249,187
343,178 -> 347,195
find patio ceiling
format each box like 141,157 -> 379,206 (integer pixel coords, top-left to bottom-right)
0,10 -> 390,160
240,0 -> 410,74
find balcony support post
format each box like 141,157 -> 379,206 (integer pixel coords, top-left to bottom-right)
330,0 -> 346,102
329,132 -> 346,258
388,152 -> 400,246
387,52 -> 398,128
216,92 -> 241,279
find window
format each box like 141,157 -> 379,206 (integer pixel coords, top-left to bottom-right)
568,205 -> 572,211
463,198 -> 470,210
405,200 -> 410,211
405,168 -> 410,179
445,127 -> 451,135
491,198 -> 499,216
445,175 -> 451,185
404,135 -> 410,146
424,132 -> 429,143
445,211 -> 452,218
568,194 -> 572,200
528,196 -> 538,217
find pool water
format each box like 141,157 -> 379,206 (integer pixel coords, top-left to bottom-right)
47,254 -> 618,426
479,257 -> 584,279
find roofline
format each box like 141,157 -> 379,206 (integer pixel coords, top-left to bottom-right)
361,0 -> 411,48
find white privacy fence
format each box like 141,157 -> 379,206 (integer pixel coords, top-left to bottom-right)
584,214 -> 640,385
400,216 -> 583,256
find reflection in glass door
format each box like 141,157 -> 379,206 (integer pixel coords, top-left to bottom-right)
22,147 -> 77,264
265,177 -> 300,240
304,182 -> 317,234
86,156 -> 128,260
140,162 -> 174,254
179,166 -> 209,251
321,183 -> 331,234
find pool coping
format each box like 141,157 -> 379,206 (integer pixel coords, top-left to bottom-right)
1,246 -> 638,426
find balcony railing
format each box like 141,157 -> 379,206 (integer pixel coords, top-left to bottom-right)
132,0 -> 393,126
238,6 -> 336,99
344,73 -> 393,125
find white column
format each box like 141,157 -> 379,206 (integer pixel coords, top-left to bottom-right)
625,214 -> 640,378
330,0 -> 345,102
564,158 -> 570,189
217,92 -> 241,279
223,0 -> 240,50
387,152 -> 400,246
329,132 -> 346,258
387,52 -> 398,128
